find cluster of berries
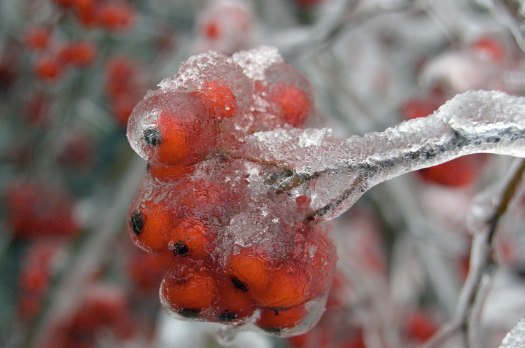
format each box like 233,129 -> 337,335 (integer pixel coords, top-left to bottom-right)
126,47 -> 337,336
41,285 -> 136,348
23,0 -> 136,83
4,182 -> 78,239
24,26 -> 97,82
52,0 -> 135,32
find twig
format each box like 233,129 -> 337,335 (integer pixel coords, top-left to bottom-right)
422,158 -> 525,348
245,91 -> 525,221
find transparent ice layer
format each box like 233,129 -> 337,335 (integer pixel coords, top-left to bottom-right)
238,90 -> 525,220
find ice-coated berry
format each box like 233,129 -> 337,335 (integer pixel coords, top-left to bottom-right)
168,218 -> 213,259
226,248 -> 272,295
253,262 -> 312,309
268,83 -> 311,127
161,269 -> 218,317
196,80 -> 237,118
129,200 -> 173,253
139,92 -> 219,166
215,278 -> 256,322
257,305 -> 308,332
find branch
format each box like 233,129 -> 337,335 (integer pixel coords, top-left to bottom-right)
236,90 -> 525,221
422,158 -> 525,348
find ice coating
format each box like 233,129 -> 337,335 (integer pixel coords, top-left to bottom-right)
238,90 -> 525,220
126,47 -> 525,336
500,318 -> 525,348
232,46 -> 283,81
126,47 -> 333,336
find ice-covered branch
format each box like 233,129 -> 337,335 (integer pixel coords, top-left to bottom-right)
422,158 -> 525,348
239,90 -> 525,221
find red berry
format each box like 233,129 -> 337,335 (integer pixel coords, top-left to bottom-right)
72,0 -> 97,27
257,305 -> 308,332
34,57 -> 61,81
106,57 -> 137,99
43,285 -> 136,347
4,182 -> 77,239
402,97 -> 485,187
96,3 -> 135,31
203,21 -> 221,39
196,80 -> 237,118
267,83 -> 311,127
405,311 -> 439,343
178,178 -> 230,218
471,36 -> 505,62
59,41 -> 96,68
129,200 -> 174,253
252,262 -> 312,308
18,240 -> 62,321
24,28 -> 51,51
401,98 -> 442,120
215,278 -> 256,322
168,218 -> 213,259
306,231 -> 337,298
417,156 -> 481,187
295,195 -> 311,212
226,248 -> 272,295
161,270 -> 218,317
143,94 -> 219,166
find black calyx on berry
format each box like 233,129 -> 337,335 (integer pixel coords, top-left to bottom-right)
219,311 -> 238,322
230,276 -> 248,292
130,211 -> 144,235
178,308 -> 200,318
170,241 -> 189,255
144,128 -> 161,146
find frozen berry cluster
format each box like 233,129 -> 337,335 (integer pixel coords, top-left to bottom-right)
126,47 -> 336,336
